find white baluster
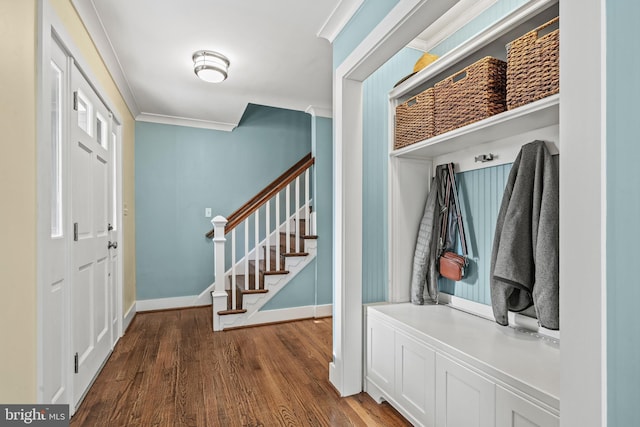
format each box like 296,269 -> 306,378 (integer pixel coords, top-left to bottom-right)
211,216 -> 227,331
244,218 -> 249,291
265,201 -> 271,272
231,228 -> 236,311
275,192 -> 280,270
304,169 -> 310,236
295,176 -> 300,253
285,185 -> 291,254
254,209 -> 260,289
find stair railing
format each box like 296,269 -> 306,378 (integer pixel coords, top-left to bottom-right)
208,154 -> 315,330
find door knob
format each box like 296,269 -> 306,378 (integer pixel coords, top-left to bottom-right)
108,241 -> 118,249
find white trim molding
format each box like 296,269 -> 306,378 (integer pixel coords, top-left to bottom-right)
70,0 -> 140,118
407,0 -> 498,52
237,304 -> 333,327
123,303 -> 136,332
136,295 -> 207,312
305,105 -> 333,119
136,112 -> 237,132
317,0 -> 365,43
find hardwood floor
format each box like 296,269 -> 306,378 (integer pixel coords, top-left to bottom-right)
70,307 -> 411,426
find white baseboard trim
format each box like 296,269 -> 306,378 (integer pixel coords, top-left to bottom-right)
123,302 -> 136,331
136,295 -> 207,312
241,304 -> 333,327
315,303 -> 332,317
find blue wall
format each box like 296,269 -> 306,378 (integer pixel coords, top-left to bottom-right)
261,114 -> 333,310
362,47 -> 423,303
135,104 -> 311,300
313,116 -> 334,306
607,1 -> 640,425
333,0 -> 400,67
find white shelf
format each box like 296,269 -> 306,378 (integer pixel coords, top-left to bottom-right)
390,94 -> 559,159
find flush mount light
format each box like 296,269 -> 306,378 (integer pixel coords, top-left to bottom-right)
192,50 -> 229,83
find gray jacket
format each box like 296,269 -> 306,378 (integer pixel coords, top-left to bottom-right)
490,141 -> 559,329
410,164 -> 452,304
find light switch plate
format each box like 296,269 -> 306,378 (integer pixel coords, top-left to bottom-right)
205,208 -> 212,218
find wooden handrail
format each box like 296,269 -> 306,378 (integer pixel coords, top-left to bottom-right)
206,153 -> 314,238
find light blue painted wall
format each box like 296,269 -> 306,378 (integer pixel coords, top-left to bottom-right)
135,104 -> 311,300
362,47 -> 423,303
439,164 -> 512,304
607,1 -> 640,425
333,0 -> 400,68
313,117 -> 334,305
358,0 -> 532,304
262,115 -> 333,310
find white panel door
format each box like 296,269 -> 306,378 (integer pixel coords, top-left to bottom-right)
395,331 -> 436,427
70,64 -> 113,406
435,354 -> 495,427
496,386 -> 559,427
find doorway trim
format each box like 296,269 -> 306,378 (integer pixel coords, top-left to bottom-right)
36,0 -> 125,410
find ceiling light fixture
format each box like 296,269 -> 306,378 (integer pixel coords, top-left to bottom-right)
192,50 -> 230,83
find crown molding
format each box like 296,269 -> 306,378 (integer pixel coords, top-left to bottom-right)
305,105 -> 333,119
317,0 -> 365,43
71,0 -> 141,117
407,0 -> 499,52
136,113 -> 237,132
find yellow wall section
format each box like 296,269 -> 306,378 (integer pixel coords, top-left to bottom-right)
0,0 -> 38,403
50,0 -> 137,313
0,0 -> 136,402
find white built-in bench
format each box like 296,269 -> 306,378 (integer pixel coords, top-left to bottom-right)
365,303 -> 560,427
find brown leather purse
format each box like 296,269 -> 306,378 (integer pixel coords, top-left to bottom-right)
439,252 -> 466,281
438,163 -> 468,281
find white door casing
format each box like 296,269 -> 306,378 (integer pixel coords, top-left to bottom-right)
38,2 -> 125,412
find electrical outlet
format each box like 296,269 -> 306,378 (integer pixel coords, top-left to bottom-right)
205,208 -> 212,218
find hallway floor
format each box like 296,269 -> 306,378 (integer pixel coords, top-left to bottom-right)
70,306 -> 410,426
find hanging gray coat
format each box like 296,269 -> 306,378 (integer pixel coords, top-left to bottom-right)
490,140 -> 559,330
410,164 -> 451,304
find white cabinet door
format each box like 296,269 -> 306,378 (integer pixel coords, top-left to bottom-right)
436,354 -> 495,427
367,315 -> 396,396
395,332 -> 436,427
496,386 -> 559,427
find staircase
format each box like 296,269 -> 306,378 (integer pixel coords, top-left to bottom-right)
206,154 -> 317,331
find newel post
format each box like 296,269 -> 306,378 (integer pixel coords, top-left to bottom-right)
211,215 -> 227,331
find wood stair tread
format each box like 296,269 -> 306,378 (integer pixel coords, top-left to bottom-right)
218,309 -> 247,315
240,288 -> 268,294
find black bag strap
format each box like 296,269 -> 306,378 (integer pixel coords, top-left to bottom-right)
438,163 -> 468,258
447,162 -> 468,258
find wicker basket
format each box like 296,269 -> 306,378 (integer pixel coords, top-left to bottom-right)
394,88 -> 435,149
434,56 -> 507,135
507,17 -> 559,110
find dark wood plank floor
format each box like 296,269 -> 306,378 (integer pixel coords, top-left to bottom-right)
70,307 -> 411,426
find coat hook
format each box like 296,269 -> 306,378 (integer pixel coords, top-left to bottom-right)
474,153 -> 494,163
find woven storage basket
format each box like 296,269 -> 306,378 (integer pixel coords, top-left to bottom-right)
394,88 -> 435,149
434,56 -> 507,135
507,17 -> 559,110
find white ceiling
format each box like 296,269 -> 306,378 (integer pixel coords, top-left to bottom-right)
73,0 -> 496,131
74,0 -> 350,131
